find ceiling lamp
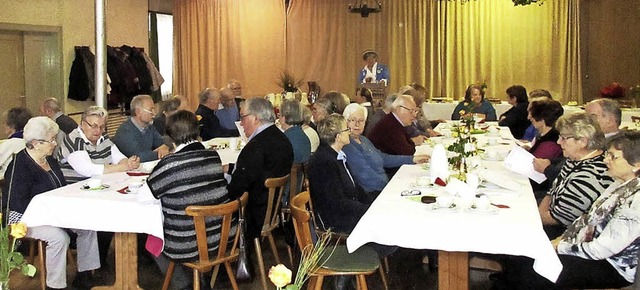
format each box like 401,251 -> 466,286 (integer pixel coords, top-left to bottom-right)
348,1 -> 382,17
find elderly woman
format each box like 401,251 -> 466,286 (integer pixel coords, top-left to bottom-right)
497,131 -> 640,289
153,97 -> 181,135
538,112 -> 614,239
527,99 -> 564,159
308,114 -> 373,234
3,117 -> 100,290
3,107 -> 32,138
280,99 -> 311,164
310,97 -> 335,130
302,105 -> 320,153
342,103 -> 429,194
146,110 -> 233,289
451,84 -> 497,121
499,85 -> 530,139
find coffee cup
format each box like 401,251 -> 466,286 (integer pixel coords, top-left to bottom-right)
128,181 -> 144,194
474,195 -> 491,210
416,176 -> 432,187
86,178 -> 102,189
436,195 -> 454,208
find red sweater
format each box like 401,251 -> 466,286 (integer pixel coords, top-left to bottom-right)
368,113 -> 416,155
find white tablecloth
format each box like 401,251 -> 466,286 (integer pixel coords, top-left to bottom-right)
202,137 -> 242,165
21,172 -> 164,241
423,102 -> 513,121
346,163 -> 562,282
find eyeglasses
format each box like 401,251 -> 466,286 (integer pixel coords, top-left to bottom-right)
400,105 -> 419,114
558,135 -> 577,141
37,139 -> 57,145
240,113 -> 252,120
339,128 -> 350,133
230,86 -> 242,91
347,118 -> 366,125
83,120 -> 106,132
141,107 -> 155,115
605,150 -> 623,161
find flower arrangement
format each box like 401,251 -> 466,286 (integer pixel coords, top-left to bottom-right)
277,71 -> 303,93
447,126 -> 479,181
0,214 -> 36,287
457,101 -> 478,120
268,230 -> 336,290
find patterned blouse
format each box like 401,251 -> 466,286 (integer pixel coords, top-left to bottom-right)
558,178 -> 640,282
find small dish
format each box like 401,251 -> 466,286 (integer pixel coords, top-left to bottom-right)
81,184 -> 110,191
428,203 -> 459,213
480,153 -> 505,161
465,205 -> 499,215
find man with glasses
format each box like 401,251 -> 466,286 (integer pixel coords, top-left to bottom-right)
214,88 -> 240,136
368,95 -> 419,156
113,94 -> 171,162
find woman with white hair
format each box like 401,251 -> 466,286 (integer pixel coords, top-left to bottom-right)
342,103 -> 429,194
3,117 -> 101,290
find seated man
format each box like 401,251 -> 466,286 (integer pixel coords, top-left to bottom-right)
215,87 -> 240,136
196,87 -> 237,141
39,97 -> 79,135
368,94 -> 418,156
227,97 -> 293,239
113,95 -> 171,162
585,98 -> 622,139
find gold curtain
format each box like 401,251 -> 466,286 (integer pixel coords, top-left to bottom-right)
174,0 -> 582,107
173,0 -> 286,111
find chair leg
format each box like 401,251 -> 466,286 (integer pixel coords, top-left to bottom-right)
162,261 -> 175,290
254,237 -> 268,290
383,257 -> 389,273
224,261 -> 239,290
286,245 -> 294,268
38,240 -> 46,290
209,265 -> 220,289
267,233 -> 281,265
357,275 -> 368,290
312,275 -> 324,290
193,269 -> 200,290
378,266 -> 389,290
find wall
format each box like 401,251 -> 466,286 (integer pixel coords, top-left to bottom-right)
0,0 -> 149,114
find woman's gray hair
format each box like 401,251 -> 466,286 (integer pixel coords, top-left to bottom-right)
24,116 -> 59,148
280,99 -> 304,126
556,112 -> 605,150
82,106 -> 108,122
343,103 -> 368,120
243,97 -> 276,123
317,114 -> 346,145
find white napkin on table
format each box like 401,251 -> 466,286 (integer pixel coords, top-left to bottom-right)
430,144 -> 450,180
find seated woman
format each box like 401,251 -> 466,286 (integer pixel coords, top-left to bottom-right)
147,110 -> 233,289
497,131 -> 640,289
301,105 -> 320,153
310,97 -> 335,131
538,112 -> 614,239
60,106 -> 141,183
527,99 -> 564,159
308,114 -> 373,234
3,117 -> 100,290
522,89 -> 553,141
342,103 -> 429,194
499,85 -> 530,139
0,107 -> 32,176
451,84 -> 497,121
153,97 -> 181,135
280,99 -> 311,164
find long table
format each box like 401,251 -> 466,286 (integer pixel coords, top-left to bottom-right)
423,102 -> 513,121
346,162 -> 562,289
21,172 -> 164,289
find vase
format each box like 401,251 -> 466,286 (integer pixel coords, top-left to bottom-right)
307,81 -> 320,104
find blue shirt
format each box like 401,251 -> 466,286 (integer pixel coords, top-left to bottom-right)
215,107 -> 240,131
342,135 -> 413,193
523,124 -> 538,141
283,125 -> 311,164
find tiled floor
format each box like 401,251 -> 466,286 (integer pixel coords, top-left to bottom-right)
10,234 -> 496,290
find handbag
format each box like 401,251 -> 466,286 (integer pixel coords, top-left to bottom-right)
235,197 -> 252,281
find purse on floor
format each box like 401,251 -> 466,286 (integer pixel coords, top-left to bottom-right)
235,197 -> 252,281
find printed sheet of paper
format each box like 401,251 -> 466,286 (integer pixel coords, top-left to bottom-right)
503,145 -> 547,184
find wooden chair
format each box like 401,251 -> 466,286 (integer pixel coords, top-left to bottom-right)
161,192 -> 248,290
291,191 -> 381,290
281,163 -> 308,266
255,174 -> 290,290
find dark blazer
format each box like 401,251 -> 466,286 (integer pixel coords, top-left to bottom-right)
196,104 -> 236,141
368,113 -> 416,155
308,143 -> 372,234
499,102 -> 530,139
227,125 -> 293,238
55,114 -> 79,135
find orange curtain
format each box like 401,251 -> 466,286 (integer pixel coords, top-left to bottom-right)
174,0 -> 581,106
173,0 -> 286,111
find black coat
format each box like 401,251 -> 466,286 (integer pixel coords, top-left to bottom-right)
499,102 -> 531,139
227,125 -> 293,238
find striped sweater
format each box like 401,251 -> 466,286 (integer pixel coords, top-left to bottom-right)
548,154 -> 614,226
147,142 -> 235,262
60,128 -> 117,183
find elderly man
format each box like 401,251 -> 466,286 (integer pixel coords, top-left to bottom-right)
369,95 -> 418,156
195,88 -> 236,140
585,98 -> 622,138
400,85 -> 440,139
40,97 -> 78,134
227,97 -> 293,239
113,95 -> 170,162
215,87 -> 240,136
364,93 -> 397,137
228,79 -> 245,108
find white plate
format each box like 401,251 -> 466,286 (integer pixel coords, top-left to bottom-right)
428,204 -> 459,213
465,205 -> 499,215
81,184 -> 110,191
480,153 -> 505,161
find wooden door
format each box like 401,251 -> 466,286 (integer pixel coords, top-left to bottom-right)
0,31 -> 26,138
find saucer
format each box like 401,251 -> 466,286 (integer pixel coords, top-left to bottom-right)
465,205 -> 498,215
428,203 -> 459,213
81,184 -> 110,191
480,153 -> 504,161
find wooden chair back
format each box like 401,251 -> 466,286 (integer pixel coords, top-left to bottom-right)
290,191 -> 314,251
183,192 -> 248,270
260,174 -> 289,236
